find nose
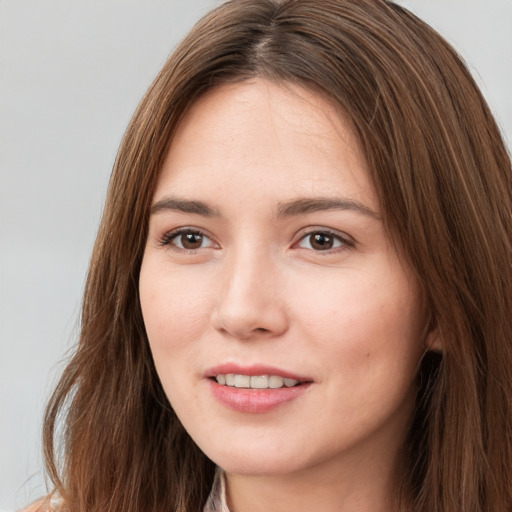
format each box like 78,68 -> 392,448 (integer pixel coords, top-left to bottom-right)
212,248 -> 289,340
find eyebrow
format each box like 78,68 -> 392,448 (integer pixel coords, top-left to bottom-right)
150,195 -> 379,220
150,197 -> 220,217
276,197 -> 380,219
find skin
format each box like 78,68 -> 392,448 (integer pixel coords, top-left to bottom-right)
139,80 -> 433,512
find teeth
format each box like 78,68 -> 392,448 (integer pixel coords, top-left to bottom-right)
269,375 -> 284,388
283,378 -> 298,387
234,375 -> 250,388
215,374 -> 300,389
250,375 -> 269,389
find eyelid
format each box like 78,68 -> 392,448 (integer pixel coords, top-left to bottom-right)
158,227 -> 219,251
156,225 -> 354,253
292,227 -> 355,251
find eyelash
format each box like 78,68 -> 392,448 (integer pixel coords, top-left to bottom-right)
158,228 -> 354,253
294,229 -> 354,252
158,228 -> 216,252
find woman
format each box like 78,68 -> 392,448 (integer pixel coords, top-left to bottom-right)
34,0 -> 512,511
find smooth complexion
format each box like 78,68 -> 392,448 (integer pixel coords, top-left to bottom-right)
139,80 -> 433,512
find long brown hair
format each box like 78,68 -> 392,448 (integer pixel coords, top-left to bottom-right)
42,1 -> 512,511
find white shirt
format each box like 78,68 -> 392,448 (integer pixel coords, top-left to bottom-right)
203,469 -> 230,512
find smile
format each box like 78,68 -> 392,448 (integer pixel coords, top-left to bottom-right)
215,374 -> 300,389
209,373 -> 312,413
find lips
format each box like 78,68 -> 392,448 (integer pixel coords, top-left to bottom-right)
206,364 -> 312,413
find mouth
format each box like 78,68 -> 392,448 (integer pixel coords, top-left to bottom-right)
206,364 -> 312,412
214,374 -> 302,389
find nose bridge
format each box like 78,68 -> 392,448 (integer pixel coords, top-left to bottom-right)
213,240 -> 287,338
230,241 -> 270,293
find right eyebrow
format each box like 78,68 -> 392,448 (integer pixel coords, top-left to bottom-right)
150,196 -> 220,217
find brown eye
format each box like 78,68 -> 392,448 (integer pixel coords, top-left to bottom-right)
297,231 -> 345,251
164,230 -> 215,250
310,233 -> 334,250
179,232 -> 204,249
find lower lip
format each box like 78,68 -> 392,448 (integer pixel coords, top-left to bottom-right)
208,380 -> 311,413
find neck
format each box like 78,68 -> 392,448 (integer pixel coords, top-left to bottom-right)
224,446 -> 406,512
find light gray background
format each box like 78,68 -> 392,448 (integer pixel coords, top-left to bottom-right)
1,1 -> 511,510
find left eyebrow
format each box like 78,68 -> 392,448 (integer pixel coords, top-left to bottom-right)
276,197 -> 380,219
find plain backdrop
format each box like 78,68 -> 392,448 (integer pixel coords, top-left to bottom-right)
1,1 -> 511,510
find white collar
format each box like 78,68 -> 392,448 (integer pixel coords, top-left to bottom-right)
203,468 -> 230,512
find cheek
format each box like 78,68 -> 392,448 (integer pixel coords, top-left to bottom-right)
139,260 -> 216,417
290,267 -> 425,370
139,259 -> 214,357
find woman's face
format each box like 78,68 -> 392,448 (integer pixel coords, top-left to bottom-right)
139,80 -> 429,479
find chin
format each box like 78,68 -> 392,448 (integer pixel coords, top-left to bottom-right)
197,438 -> 314,477
214,455 -> 303,477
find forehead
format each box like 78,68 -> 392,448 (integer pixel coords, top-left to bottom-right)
156,79 -> 376,210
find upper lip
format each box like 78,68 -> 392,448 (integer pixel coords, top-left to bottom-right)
205,363 -> 312,382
